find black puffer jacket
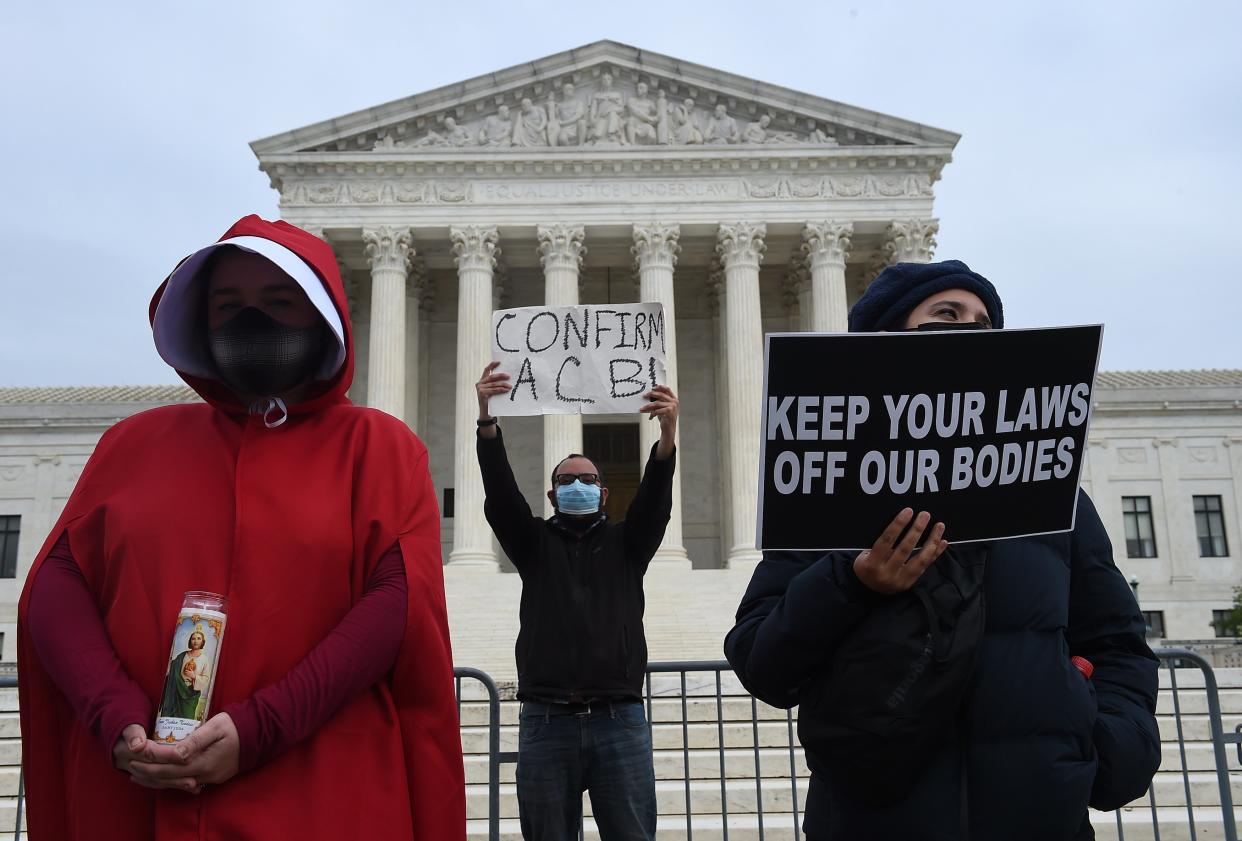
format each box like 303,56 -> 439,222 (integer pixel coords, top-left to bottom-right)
725,493 -> 1160,841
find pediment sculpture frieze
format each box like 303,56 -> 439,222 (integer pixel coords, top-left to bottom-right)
368,71 -> 858,152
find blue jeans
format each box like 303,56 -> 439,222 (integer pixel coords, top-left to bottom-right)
517,700 -> 657,841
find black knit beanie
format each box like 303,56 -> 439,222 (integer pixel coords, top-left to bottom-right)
847,259 -> 1004,333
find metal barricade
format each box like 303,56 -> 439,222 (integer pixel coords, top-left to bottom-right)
3,655 -> 1240,840
644,660 -> 806,841
636,655 -> 1240,841
454,666 -> 503,841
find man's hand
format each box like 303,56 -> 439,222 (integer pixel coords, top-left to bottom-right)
476,362 -> 510,438
129,712 -> 240,793
852,508 -> 947,594
639,385 -> 679,459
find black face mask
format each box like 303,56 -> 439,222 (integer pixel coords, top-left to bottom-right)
207,307 -> 325,397
902,321 -> 988,332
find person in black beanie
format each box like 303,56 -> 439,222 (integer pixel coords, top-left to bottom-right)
726,260 -> 1160,841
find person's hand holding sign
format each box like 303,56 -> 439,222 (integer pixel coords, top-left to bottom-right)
639,385 -> 679,459
476,362 -> 511,440
852,508 -> 948,594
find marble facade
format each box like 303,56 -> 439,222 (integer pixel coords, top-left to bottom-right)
0,43 -> 1239,674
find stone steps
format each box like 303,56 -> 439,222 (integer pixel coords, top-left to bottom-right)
462,774 -> 1242,820
462,740 -> 1232,786
458,711 -> 1242,754
461,808 -> 1242,841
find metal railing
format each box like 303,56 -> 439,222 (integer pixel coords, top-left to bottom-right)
454,667 -> 503,841
3,653 -> 1240,840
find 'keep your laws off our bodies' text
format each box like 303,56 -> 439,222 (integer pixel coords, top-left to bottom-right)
767,385 -> 1090,497
758,326 -> 1104,549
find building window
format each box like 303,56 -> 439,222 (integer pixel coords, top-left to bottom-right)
1141,610 -> 1165,639
0,516 -> 19,579
1212,609 -> 1240,638
1121,496 -> 1157,558
1193,495 -> 1229,557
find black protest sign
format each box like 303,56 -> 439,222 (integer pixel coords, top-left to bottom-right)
757,325 -> 1103,550
490,303 -> 667,416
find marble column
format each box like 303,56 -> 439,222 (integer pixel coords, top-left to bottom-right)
1153,438 -> 1194,581
404,257 -> 427,433
449,225 -> 501,570
633,223 -> 690,566
363,226 -> 413,419
717,222 -> 766,567
802,221 -> 853,332
708,267 -> 732,567
415,270 -> 435,436
884,218 -> 939,264
537,224 -> 586,517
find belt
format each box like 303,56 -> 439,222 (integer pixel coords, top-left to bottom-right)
522,697 -> 638,715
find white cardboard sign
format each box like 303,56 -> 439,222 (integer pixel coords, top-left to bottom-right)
490,303 -> 667,416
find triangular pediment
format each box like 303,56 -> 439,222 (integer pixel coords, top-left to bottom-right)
251,41 -> 958,158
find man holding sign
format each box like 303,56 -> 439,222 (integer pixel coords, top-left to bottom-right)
474,350 -> 679,841
726,261 -> 1159,841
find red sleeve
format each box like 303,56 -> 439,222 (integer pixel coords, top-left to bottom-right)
223,543 -> 407,772
26,532 -> 152,764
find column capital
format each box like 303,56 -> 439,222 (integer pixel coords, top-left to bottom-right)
884,218 -> 939,264
537,224 -> 587,272
407,256 -> 435,310
362,226 -> 413,274
802,221 -> 853,269
716,222 -> 767,270
631,222 -> 681,271
706,262 -> 726,314
783,255 -> 809,313
492,260 -> 510,309
450,225 -> 501,271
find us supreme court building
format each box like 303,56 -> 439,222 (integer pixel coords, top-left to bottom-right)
1,42 -> 1240,675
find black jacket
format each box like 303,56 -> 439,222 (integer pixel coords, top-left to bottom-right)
725,493 -> 1160,841
478,428 -> 674,700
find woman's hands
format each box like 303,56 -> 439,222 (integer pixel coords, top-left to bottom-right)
852,508 -> 948,594
116,712 -> 240,794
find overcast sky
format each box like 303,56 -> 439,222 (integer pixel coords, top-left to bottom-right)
2,1 -> 1239,385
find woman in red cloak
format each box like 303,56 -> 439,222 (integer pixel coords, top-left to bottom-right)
17,216 -> 465,840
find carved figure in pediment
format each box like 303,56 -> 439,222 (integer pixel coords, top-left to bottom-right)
373,133 -> 403,150
479,105 -> 514,147
743,114 -> 802,145
412,116 -> 474,148
704,104 -> 740,145
742,115 -> 770,144
669,98 -> 703,145
546,82 -> 587,146
624,82 -> 665,145
588,72 -> 627,145
809,124 -> 839,145
512,98 -> 548,147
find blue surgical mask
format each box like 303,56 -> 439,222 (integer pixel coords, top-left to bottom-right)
555,480 -> 601,515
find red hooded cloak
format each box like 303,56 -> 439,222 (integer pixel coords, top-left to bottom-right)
17,216 -> 465,840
